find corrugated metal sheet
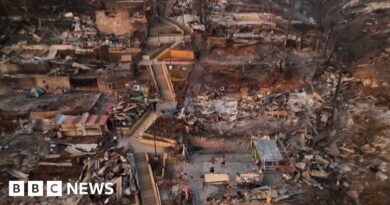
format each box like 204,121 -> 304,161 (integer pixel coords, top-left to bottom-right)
55,115 -> 69,125
55,113 -> 108,126
99,115 -> 109,126
253,139 -> 284,162
79,112 -> 90,124
66,116 -> 78,125
87,115 -> 98,125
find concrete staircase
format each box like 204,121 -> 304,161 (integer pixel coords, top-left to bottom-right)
150,64 -> 176,103
129,112 -> 159,139
134,153 -> 160,205
128,1 -> 187,204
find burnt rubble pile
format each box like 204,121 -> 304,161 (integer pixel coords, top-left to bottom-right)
78,149 -> 139,204
0,0 -> 389,204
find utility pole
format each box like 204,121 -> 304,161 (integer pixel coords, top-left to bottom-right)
154,132 -> 157,155
169,35 -> 172,66
178,170 -> 182,205
153,124 -> 158,162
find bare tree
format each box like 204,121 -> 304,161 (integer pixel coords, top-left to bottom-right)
313,0 -> 329,51
323,21 -> 335,55
284,0 -> 296,47
199,0 -> 204,24
195,0 -> 208,24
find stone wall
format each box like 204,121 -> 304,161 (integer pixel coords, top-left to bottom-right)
0,76 -> 70,93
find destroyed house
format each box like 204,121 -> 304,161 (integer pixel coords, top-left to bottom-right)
105,0 -> 149,10
55,113 -> 110,137
252,139 -> 288,170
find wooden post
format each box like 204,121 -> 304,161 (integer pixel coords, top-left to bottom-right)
332,68 -> 343,107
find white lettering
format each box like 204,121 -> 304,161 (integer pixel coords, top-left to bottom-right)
89,183 -> 104,195
104,183 -> 114,195
28,181 -> 43,196
47,181 -> 62,197
9,181 -> 24,196
79,182 -> 88,195
67,183 -> 78,195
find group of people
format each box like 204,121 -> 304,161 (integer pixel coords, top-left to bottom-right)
209,155 -> 226,173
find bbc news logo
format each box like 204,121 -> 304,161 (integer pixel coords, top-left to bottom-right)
9,181 -> 114,197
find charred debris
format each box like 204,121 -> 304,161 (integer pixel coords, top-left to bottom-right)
0,0 -> 389,204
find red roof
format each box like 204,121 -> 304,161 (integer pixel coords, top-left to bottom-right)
66,116 -> 78,125
99,115 -> 109,126
87,115 -> 99,125
57,113 -> 108,126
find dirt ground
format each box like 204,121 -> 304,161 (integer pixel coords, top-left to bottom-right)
0,0 -> 389,204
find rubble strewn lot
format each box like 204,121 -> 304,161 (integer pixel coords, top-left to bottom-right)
0,0 -> 389,204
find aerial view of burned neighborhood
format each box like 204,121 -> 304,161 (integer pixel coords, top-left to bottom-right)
0,0 -> 389,204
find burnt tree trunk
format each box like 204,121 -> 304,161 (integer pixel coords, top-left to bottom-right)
323,23 -> 335,55
332,68 -> 343,107
316,30 -> 323,50
313,0 -> 324,50
284,0 -> 295,47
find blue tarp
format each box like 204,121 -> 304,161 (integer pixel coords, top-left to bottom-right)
27,88 -> 45,98
55,115 -> 69,125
